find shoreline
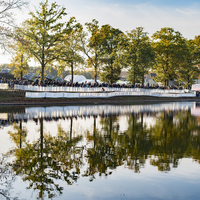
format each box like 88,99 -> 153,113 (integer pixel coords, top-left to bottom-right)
0,96 -> 200,107
0,90 -> 199,107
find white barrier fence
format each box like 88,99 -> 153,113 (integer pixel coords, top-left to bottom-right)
0,83 -> 195,97
14,84 -> 192,94
0,83 -> 8,90
26,91 -> 196,98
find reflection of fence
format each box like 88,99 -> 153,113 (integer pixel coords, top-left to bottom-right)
10,102 -> 195,120
26,91 -> 195,98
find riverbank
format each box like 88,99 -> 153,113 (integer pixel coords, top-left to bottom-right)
0,90 -> 199,106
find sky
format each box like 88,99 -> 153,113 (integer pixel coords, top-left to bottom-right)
1,0 -> 200,64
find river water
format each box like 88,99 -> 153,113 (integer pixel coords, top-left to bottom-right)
0,102 -> 200,200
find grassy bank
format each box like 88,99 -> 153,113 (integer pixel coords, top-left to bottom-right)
0,90 -> 25,100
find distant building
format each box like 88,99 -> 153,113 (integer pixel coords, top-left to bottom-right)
120,71 -> 128,81
144,72 -> 157,86
120,71 -> 157,86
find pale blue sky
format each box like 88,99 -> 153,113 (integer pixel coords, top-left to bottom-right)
22,0 -> 200,39
1,0 -> 200,63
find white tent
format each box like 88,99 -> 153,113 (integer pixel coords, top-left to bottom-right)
64,75 -> 87,83
85,79 -> 102,84
116,80 -> 128,85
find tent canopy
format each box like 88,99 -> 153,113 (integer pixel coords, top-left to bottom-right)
64,75 -> 87,83
64,75 -> 102,84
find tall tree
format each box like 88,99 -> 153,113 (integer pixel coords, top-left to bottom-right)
177,39 -> 199,88
193,35 -> 200,65
99,24 -> 124,84
0,0 -> 28,50
122,27 -> 154,86
9,39 -> 30,79
82,19 -> 103,83
58,17 -> 84,83
17,0 -> 69,81
152,27 -> 186,86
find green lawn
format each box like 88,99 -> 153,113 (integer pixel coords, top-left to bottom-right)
0,90 -> 25,101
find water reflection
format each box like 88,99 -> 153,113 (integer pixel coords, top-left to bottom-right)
1,102 -> 195,122
7,118 -> 83,199
1,102 -> 200,199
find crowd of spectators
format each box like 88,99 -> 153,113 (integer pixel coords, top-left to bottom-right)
0,78 -> 30,89
0,77 -> 184,90
30,78 -> 184,89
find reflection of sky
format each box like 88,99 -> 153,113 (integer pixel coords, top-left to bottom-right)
36,159 -> 199,200
0,126 -> 16,153
79,160 -> 199,200
8,158 -> 200,200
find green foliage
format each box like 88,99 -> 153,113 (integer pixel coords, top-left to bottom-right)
81,71 -> 93,79
1,0 -> 200,87
8,121 -> 27,149
149,110 -> 199,170
5,108 -> 200,194
83,110 -> 200,174
9,118 -> 83,199
9,40 -> 30,79
152,28 -> 187,86
100,64 -> 121,83
58,17 -> 84,83
99,24 -> 125,83
17,0 -> 68,80
122,27 -> 154,85
83,19 -> 103,82
176,39 -> 200,88
193,35 -> 200,64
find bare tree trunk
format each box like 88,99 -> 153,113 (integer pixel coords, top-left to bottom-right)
70,117 -> 73,141
71,62 -> 74,83
94,54 -> 98,83
93,116 -> 96,148
20,54 -> 23,80
20,120 -> 22,148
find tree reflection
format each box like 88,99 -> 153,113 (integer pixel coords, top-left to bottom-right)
8,117 -> 83,199
0,120 -> 27,200
8,120 -> 27,149
83,115 -> 120,181
84,110 -> 200,175
122,113 -> 151,172
190,132 -> 200,164
4,107 -> 200,199
149,110 -> 200,171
